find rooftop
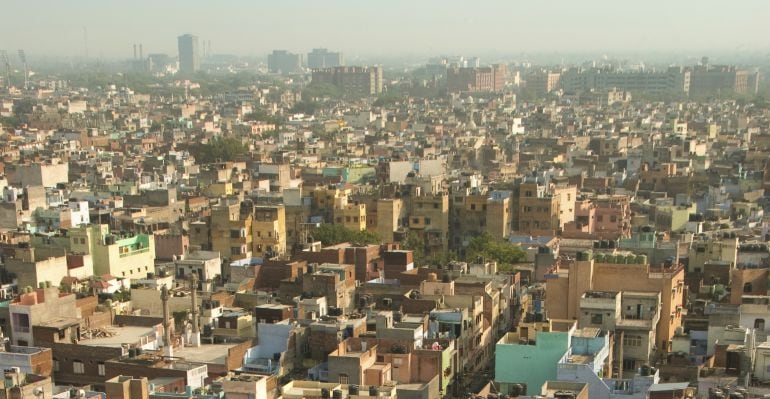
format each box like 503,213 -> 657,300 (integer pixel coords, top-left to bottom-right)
173,342 -> 244,364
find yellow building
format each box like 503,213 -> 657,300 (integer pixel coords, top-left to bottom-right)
516,182 -> 560,236
69,224 -> 155,279
335,203 -> 367,231
211,202 -> 253,261
409,193 -> 449,256
252,205 -> 287,258
203,181 -> 234,197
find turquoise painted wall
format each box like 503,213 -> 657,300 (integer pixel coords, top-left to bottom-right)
495,331 -> 569,395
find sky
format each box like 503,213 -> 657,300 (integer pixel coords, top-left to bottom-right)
1,0 -> 769,60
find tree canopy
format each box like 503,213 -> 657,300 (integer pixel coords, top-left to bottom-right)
312,224 -> 381,246
193,136 -> 247,164
464,232 -> 527,272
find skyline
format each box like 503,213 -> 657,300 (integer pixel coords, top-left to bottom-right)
2,0 -> 770,60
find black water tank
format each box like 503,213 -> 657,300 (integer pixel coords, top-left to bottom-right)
369,386 -> 379,397
349,385 -> 359,395
322,389 -> 330,399
333,389 -> 343,399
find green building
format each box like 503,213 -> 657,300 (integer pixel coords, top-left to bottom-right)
495,322 -> 572,395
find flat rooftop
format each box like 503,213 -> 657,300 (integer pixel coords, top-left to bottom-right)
79,325 -> 155,347
37,317 -> 80,329
173,342 -> 243,364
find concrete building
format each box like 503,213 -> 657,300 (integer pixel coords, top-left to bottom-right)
68,224 -> 155,279
268,50 -> 303,75
311,67 -> 383,96
7,286 -> 78,346
178,34 -> 200,74
446,64 -> 507,93
0,369 -> 53,399
105,376 -> 150,399
307,48 -> 344,69
252,204 -> 287,258
6,161 -> 69,187
495,319 -> 575,395
546,251 -> 685,355
560,66 -> 690,96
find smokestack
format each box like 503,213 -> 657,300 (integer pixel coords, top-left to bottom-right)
161,284 -> 173,357
139,44 -> 143,60
133,44 -> 137,60
190,272 -> 201,347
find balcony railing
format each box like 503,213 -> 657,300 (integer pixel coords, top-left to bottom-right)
119,247 -> 150,258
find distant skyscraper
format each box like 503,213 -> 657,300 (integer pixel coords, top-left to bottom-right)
177,34 -> 200,73
307,48 -> 344,69
267,50 -> 303,75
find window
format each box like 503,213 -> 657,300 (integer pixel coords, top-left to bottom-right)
98,362 -> 105,376
12,313 -> 30,333
471,204 -> 476,210
231,247 -> 241,256
339,374 -> 349,384
590,313 -> 603,325
755,319 -> 766,330
424,218 -> 431,225
597,215 -> 604,222
73,360 -> 85,374
53,359 -> 60,372
433,203 -> 439,209
413,218 -> 420,224
623,335 -> 642,347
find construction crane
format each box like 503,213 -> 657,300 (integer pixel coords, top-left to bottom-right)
0,50 -> 10,89
17,49 -> 27,91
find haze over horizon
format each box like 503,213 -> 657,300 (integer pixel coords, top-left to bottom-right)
2,0 -> 770,61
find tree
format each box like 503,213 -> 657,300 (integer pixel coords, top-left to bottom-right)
289,101 -> 320,115
465,232 -> 526,272
312,224 -> 381,246
193,136 -> 247,164
302,82 -> 342,100
401,231 -> 427,266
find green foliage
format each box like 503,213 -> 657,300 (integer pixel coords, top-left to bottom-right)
243,108 -> 284,126
0,116 -> 21,128
302,82 -> 342,100
193,136 -> 247,164
312,224 -> 381,246
372,90 -> 404,107
465,232 -> 526,272
401,231 -> 427,266
289,101 -> 320,115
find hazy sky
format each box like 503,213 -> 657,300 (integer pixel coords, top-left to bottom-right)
2,0 -> 768,59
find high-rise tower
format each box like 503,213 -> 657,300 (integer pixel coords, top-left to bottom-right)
177,34 -> 199,73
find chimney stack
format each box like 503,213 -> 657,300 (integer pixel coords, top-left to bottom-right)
139,44 -> 143,60
161,284 -> 173,357
133,44 -> 137,60
190,272 -> 201,347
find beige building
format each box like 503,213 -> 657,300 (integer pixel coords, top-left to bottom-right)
546,251 -> 685,354
376,198 -> 404,243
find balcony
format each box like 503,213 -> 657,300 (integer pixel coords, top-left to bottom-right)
119,246 -> 150,258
